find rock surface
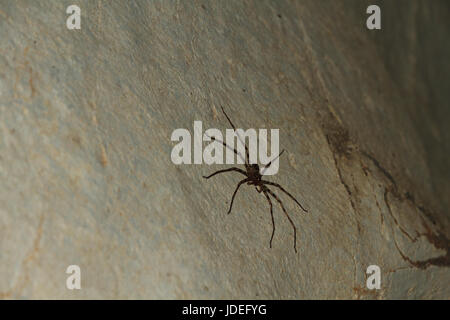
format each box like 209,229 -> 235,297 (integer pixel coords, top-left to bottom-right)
0,0 -> 448,299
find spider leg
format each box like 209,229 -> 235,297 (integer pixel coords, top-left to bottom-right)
206,135 -> 246,164
260,149 -> 285,175
221,106 -> 250,164
261,180 -> 308,213
228,178 -> 250,214
203,167 -> 247,179
263,190 -> 276,249
266,188 -> 297,253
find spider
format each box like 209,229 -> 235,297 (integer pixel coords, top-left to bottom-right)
203,106 -> 308,253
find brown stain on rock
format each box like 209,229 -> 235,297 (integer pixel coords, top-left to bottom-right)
99,145 -> 108,167
0,213 -> 45,298
28,65 -> 36,98
322,110 -> 450,275
352,286 -> 380,300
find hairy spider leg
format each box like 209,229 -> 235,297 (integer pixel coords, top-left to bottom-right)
260,149 -> 285,175
221,106 -> 250,164
228,178 -> 250,214
203,167 -> 246,179
266,188 -> 298,253
263,189 -> 276,249
261,180 -> 308,213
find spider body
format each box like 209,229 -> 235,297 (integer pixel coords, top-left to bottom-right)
245,164 -> 261,181
203,107 -> 308,253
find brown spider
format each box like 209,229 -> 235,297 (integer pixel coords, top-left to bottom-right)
203,107 -> 308,253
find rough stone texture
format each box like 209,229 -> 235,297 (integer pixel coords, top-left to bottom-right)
0,0 -> 448,299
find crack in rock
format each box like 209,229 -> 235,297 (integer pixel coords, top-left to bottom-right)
322,116 -> 449,273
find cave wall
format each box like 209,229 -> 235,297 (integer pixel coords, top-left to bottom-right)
0,0 -> 448,299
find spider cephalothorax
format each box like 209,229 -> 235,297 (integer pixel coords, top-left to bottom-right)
245,164 -> 261,180
203,107 -> 308,252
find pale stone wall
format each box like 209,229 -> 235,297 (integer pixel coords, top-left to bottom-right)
0,0 -> 448,299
